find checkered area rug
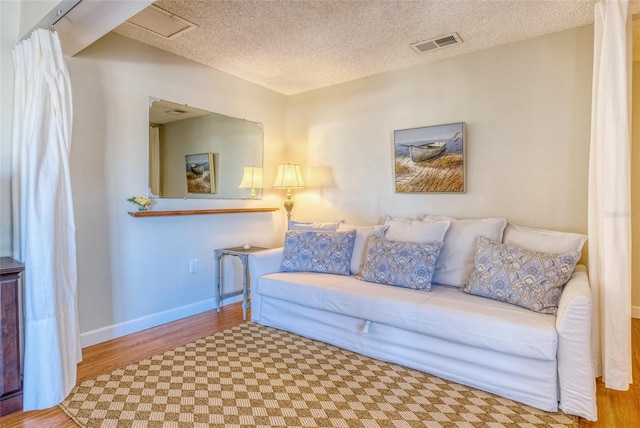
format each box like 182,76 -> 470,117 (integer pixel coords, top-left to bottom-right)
60,323 -> 577,428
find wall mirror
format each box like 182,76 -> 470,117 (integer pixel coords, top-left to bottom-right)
148,98 -> 263,199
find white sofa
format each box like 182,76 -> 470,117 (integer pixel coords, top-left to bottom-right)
249,218 -> 597,421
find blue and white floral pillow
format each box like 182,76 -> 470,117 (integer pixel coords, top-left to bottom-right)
359,237 -> 443,291
281,230 -> 356,275
462,236 -> 580,314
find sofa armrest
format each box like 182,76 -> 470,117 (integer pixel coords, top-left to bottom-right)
249,247 -> 284,287
555,264 -> 597,421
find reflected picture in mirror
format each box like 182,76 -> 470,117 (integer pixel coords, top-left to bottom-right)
185,153 -> 216,194
148,98 -> 263,199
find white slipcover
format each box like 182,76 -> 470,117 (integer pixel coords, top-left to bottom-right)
250,248 -> 597,421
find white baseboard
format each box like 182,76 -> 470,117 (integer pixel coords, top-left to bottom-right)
80,295 -> 242,348
633,306 -> 640,319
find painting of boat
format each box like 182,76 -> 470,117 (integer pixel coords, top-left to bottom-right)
409,142 -> 446,162
189,163 -> 205,175
185,152 -> 216,193
393,122 -> 465,193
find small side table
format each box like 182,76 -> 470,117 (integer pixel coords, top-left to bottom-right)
214,246 -> 270,320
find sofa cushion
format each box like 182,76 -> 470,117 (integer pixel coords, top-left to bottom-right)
503,223 -> 587,254
462,237 -> 580,314
337,223 -> 389,275
359,237 -> 442,290
383,217 -> 450,243
256,272 -> 558,361
288,220 -> 343,231
424,216 -> 507,287
281,230 -> 356,275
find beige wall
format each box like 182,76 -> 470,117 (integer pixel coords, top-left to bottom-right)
66,33 -> 287,345
287,26 -> 593,234
0,0 -> 20,256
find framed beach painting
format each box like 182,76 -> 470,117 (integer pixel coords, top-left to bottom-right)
393,122 -> 465,193
185,153 -> 216,194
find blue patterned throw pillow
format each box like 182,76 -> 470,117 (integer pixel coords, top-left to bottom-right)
462,236 -> 580,314
281,230 -> 356,275
359,237 -> 443,291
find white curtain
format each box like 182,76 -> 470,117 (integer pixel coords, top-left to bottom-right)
149,125 -> 161,196
11,29 -> 82,410
588,0 -> 633,390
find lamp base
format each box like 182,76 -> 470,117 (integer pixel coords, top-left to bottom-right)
284,199 -> 294,225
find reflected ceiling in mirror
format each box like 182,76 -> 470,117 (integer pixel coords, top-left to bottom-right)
148,98 -> 263,199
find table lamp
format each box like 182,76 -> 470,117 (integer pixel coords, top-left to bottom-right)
238,166 -> 263,199
273,163 -> 305,223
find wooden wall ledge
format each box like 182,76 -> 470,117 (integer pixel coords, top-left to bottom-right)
128,208 -> 279,217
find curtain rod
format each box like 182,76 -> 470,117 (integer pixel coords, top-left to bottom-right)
24,0 -> 83,38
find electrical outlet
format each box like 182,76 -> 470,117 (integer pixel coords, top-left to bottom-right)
189,259 -> 198,274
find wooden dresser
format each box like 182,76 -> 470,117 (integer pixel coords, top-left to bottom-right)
0,257 -> 24,416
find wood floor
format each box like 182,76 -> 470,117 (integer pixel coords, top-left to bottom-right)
1,302 -> 638,427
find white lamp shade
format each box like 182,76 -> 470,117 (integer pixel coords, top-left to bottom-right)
238,166 -> 263,189
273,164 -> 305,188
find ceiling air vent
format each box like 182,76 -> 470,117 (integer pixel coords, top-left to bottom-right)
126,4 -> 197,40
410,33 -> 463,53
165,109 -> 188,116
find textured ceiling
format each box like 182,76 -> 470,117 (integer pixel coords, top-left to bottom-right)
113,0 -> 640,95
